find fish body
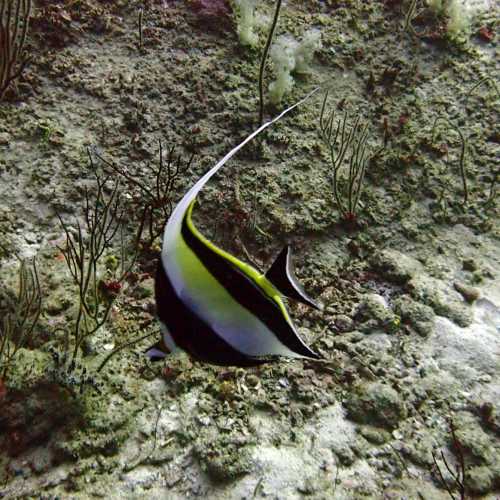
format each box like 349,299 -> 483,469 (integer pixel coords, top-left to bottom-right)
149,90 -> 321,366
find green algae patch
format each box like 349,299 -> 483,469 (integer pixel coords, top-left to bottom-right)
4,347 -> 52,391
466,465 -> 497,496
358,425 -> 391,445
48,369 -> 149,465
453,413 -> 497,467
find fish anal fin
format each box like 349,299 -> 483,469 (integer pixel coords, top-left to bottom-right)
145,339 -> 171,362
265,246 -> 321,310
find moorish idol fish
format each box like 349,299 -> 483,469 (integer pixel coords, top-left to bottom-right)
147,89 -> 322,367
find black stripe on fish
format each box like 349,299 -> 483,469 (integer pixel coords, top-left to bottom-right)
155,258 -> 269,367
180,211 -> 319,360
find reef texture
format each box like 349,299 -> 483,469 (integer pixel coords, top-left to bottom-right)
0,0 -> 499,499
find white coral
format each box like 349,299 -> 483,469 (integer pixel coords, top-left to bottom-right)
446,0 -> 471,36
294,29 -> 322,74
268,30 -> 322,105
426,0 -> 472,36
234,0 -> 259,47
268,35 -> 297,104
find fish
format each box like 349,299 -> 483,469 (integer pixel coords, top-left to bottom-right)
147,89 -> 321,367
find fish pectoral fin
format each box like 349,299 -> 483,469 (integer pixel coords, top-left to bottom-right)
265,245 -> 321,310
145,340 -> 171,362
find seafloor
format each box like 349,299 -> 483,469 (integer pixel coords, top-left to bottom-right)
0,0 -> 499,498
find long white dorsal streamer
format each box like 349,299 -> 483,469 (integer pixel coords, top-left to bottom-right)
163,87 -> 321,251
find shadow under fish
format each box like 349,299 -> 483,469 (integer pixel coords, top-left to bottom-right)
147,90 -> 322,367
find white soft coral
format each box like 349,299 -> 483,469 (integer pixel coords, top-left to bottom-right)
268,35 -> 297,105
233,0 -> 259,46
268,30 -> 322,105
294,30 -> 322,74
446,0 -> 471,36
426,0 -> 472,36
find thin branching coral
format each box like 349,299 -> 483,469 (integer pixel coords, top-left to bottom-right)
431,116 -> 469,206
431,419 -> 468,500
0,0 -> 31,100
0,257 -> 41,382
319,92 -> 371,225
56,155 -> 144,366
95,142 -> 193,248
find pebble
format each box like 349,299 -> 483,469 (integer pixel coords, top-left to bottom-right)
24,231 -> 40,244
335,314 -> 354,332
453,281 -> 480,303
197,416 -> 211,426
391,430 -> 403,440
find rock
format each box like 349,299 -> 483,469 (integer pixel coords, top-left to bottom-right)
392,295 -> 435,337
466,465 -> 496,495
370,249 -> 423,284
332,441 -> 356,466
355,293 -> 399,334
45,291 -> 72,315
407,274 -> 473,327
132,278 -> 154,300
24,231 -> 39,244
334,314 -> 354,332
453,282 -> 480,303
453,413 -> 495,466
425,315 -> 499,387
194,440 -> 252,483
358,425 -> 391,445
344,382 -> 407,430
404,434 -> 435,467
462,258 -> 478,272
